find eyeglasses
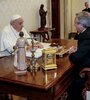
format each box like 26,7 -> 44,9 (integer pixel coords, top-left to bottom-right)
18,22 -> 23,25
75,21 -> 81,25
74,21 -> 82,26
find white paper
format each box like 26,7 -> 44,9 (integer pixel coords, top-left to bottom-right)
26,43 -> 51,58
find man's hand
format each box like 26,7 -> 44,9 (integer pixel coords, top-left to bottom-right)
68,46 -> 77,54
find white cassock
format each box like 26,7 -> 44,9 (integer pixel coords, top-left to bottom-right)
0,25 -> 31,57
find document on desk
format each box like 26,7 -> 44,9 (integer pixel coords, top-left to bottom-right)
26,43 -> 51,58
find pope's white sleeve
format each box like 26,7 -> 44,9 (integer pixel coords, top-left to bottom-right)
3,39 -> 14,53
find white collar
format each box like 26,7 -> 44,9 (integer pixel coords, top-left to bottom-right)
81,28 -> 87,33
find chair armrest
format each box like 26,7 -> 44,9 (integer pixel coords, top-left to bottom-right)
80,68 -> 90,91
80,68 -> 90,73
80,68 -> 90,78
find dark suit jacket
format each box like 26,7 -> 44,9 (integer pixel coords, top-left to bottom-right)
82,8 -> 90,13
69,27 -> 90,68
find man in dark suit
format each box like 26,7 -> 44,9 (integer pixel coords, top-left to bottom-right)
82,2 -> 90,13
67,11 -> 90,100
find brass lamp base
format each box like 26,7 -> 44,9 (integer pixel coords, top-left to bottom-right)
27,62 -> 40,72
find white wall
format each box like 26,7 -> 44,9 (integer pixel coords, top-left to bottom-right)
0,0 -> 50,33
1,0 -> 90,39
71,0 -> 87,32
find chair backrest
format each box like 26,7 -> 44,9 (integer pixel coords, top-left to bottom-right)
68,32 -> 78,40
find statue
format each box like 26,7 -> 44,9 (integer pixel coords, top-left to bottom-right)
14,32 -> 29,71
39,4 -> 47,30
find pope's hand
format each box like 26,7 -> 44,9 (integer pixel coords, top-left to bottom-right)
26,43 -> 43,51
34,42 -> 43,49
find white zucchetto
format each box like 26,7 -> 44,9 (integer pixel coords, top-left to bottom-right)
10,14 -> 22,21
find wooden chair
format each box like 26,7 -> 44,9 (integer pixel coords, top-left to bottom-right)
80,68 -> 90,100
68,32 -> 78,40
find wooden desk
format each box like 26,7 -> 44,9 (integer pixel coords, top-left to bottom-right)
0,39 -> 77,100
30,28 -> 55,42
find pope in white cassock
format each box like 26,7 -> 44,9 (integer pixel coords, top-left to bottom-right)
0,14 -> 43,57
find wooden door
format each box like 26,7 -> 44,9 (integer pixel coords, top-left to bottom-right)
51,0 -> 60,39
